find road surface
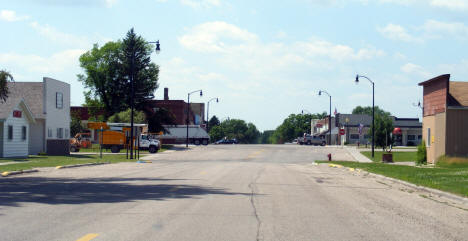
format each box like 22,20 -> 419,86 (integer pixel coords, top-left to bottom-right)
0,145 -> 467,241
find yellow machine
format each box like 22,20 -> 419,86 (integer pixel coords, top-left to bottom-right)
87,122 -> 138,153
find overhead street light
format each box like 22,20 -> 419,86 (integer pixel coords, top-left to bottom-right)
129,40 -> 161,160
355,74 -> 375,158
301,109 -> 311,115
186,89 -> 203,147
318,90 -> 332,145
207,97 -> 219,132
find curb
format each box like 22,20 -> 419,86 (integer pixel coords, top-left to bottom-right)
56,162 -> 111,169
363,171 -> 468,204
1,169 -> 39,177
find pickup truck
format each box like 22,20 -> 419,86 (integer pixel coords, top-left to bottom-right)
297,134 -> 326,146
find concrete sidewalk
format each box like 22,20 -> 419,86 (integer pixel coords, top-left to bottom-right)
344,146 -> 373,163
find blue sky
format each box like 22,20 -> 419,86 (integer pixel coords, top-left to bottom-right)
1,0 -> 468,131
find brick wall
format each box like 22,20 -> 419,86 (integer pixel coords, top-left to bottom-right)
421,75 -> 449,117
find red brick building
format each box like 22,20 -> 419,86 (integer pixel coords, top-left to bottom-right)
418,74 -> 468,163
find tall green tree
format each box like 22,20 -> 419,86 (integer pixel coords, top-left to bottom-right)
0,70 -> 14,103
121,28 -> 159,111
352,106 -> 391,116
78,28 -> 159,116
368,111 -> 394,150
207,115 -> 220,131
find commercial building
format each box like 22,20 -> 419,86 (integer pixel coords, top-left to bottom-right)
418,74 -> 468,163
4,78 -> 70,155
311,113 -> 422,146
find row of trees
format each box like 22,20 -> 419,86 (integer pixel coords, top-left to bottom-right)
207,116 -> 260,144
266,112 -> 328,144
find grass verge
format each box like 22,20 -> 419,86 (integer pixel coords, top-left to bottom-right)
317,161 -> 468,197
361,151 -> 417,162
0,155 -> 132,172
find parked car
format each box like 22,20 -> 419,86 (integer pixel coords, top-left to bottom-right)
297,134 -> 326,146
215,138 -> 238,144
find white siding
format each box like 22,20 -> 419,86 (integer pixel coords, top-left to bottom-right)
29,119 -> 45,154
43,77 -> 70,142
2,106 -> 29,158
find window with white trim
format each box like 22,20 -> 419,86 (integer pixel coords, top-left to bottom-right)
22,126 -> 27,141
8,125 -> 13,140
56,92 -> 63,109
57,128 -> 63,139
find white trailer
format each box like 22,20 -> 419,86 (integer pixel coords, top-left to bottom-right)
158,125 -> 210,145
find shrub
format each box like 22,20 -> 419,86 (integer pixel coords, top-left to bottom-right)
416,142 -> 427,165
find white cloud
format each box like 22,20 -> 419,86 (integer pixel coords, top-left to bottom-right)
378,24 -> 422,43
180,0 -> 220,8
104,0 -> 117,7
179,21 -> 258,53
30,21 -> 94,47
295,39 -> 385,61
430,0 -> 468,11
0,49 -> 86,73
0,10 -> 29,22
422,19 -> 468,39
401,63 -> 432,78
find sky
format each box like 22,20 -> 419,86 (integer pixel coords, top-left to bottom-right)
1,0 -> 468,131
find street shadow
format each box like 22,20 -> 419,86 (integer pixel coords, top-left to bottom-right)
0,176 -> 253,207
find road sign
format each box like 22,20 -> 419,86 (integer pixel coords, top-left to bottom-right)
339,129 -> 345,135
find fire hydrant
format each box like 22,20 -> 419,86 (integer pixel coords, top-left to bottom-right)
327,153 -> 332,161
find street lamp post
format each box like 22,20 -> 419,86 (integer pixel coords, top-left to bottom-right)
355,74 -> 375,158
318,90 -> 332,145
301,109 -> 311,115
186,89 -> 203,147
129,40 -> 160,159
206,97 -> 219,131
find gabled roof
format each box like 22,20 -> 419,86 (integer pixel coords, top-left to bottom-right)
0,97 -> 36,123
7,82 -> 44,119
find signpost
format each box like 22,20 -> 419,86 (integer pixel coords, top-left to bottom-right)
339,129 -> 345,136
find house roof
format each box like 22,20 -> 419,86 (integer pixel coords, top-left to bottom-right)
0,97 -> 36,123
449,81 -> 468,107
418,74 -> 450,86
7,82 -> 45,119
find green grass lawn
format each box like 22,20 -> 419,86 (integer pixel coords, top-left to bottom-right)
317,161 -> 468,197
0,154 -> 135,172
361,151 -> 417,162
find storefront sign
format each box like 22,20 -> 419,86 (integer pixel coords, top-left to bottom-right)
13,110 -> 22,118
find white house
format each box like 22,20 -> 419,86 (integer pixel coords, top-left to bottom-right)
7,77 -> 70,155
0,97 -> 36,158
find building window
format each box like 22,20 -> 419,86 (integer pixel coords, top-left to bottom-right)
364,134 -> 370,139
427,128 -> 431,147
407,135 -> 415,141
350,134 -> 360,139
65,128 -> 69,138
57,128 -> 63,139
22,126 -> 27,141
8,125 -> 13,140
56,92 -> 63,109
418,135 -> 422,140
48,128 -> 52,138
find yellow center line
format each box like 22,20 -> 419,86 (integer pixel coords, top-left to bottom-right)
76,233 -> 99,241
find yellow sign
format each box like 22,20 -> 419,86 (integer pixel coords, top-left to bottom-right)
431,135 -> 435,143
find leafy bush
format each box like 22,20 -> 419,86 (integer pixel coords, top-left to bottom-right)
416,142 -> 427,165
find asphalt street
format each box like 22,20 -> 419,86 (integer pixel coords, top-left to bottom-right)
0,145 -> 467,241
